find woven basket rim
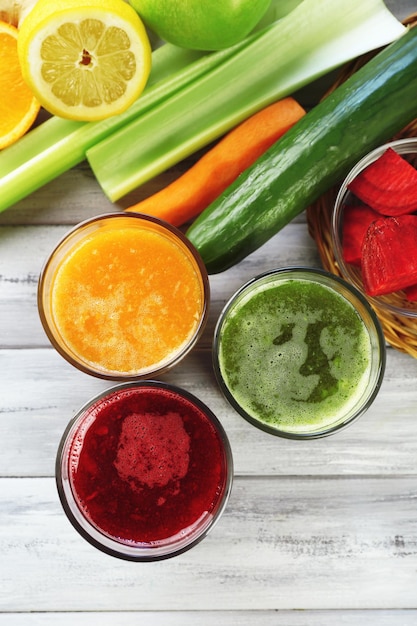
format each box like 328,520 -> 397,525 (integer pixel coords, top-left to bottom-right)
306,13 -> 417,358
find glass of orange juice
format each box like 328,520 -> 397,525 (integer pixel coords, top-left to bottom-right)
38,213 -> 209,380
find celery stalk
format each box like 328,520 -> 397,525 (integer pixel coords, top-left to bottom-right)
87,0 -> 406,202
0,43 -> 248,212
0,0 -> 300,213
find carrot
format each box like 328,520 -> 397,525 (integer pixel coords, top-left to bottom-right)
125,97 -> 306,227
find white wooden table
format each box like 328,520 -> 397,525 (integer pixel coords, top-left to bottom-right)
1,2 -> 417,623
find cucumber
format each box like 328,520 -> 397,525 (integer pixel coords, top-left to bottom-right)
186,27 -> 417,274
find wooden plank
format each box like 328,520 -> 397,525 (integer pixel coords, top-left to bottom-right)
1,343 -> 417,478
1,476 -> 416,612
386,0 -> 416,21
0,154 -> 312,227
1,610 -> 417,626
0,160 -> 173,227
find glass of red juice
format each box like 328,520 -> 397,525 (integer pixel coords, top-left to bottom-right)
56,381 -> 233,560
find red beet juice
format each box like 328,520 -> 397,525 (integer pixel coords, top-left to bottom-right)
56,382 -> 233,560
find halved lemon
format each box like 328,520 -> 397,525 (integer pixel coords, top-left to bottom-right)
0,20 -> 40,150
17,0 -> 152,121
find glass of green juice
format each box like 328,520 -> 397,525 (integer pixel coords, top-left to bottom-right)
213,267 -> 386,439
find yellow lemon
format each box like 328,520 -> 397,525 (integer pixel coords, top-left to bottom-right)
17,0 -> 152,121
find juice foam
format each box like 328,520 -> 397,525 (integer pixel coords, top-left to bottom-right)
50,224 -> 204,375
68,386 -> 228,545
218,278 -> 373,434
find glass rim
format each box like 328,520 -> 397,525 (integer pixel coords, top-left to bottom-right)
213,266 -> 386,440
38,212 -> 210,381
56,380 -> 234,561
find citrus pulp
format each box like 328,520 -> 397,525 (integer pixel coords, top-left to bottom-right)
17,0 -> 152,121
0,20 -> 40,149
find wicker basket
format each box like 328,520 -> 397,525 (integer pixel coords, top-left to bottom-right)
306,13 -> 417,358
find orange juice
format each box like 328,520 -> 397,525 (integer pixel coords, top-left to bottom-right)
38,214 -> 209,379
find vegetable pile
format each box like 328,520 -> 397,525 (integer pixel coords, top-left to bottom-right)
1,0 -> 417,304
0,0 -> 406,213
87,0 -> 407,202
187,25 -> 417,274
342,147 -> 417,299
125,97 -> 306,227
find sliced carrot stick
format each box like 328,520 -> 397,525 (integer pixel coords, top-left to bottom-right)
125,97 -> 306,227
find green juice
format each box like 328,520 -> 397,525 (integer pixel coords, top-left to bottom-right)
215,270 -> 384,437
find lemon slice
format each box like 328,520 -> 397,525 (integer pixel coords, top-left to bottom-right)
17,0 -> 152,121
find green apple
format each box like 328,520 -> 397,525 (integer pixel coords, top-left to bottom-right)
129,0 -> 272,50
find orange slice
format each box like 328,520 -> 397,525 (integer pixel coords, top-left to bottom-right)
0,20 -> 40,150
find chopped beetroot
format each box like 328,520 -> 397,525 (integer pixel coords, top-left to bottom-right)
361,215 -> 417,297
405,283 -> 417,302
342,203 -> 379,266
348,148 -> 417,216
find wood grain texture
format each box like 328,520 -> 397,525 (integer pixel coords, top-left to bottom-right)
2,613 -> 417,626
1,477 -> 417,612
1,344 -> 417,478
